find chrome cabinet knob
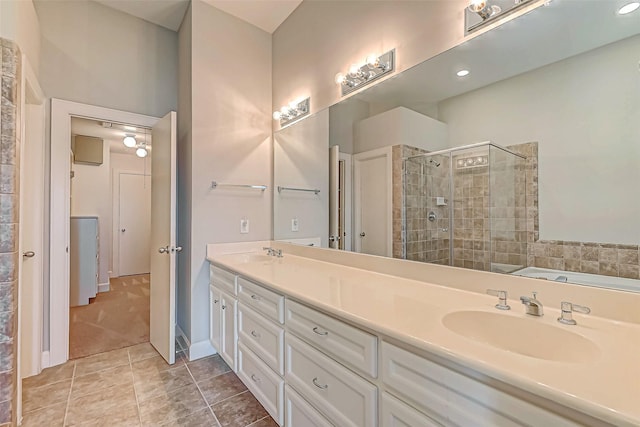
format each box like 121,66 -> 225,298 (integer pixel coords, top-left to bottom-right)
359,232 -> 366,237
23,251 -> 35,258
158,246 -> 169,253
174,246 -> 183,252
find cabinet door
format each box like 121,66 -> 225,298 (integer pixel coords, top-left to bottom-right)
220,290 -> 238,371
209,286 -> 222,354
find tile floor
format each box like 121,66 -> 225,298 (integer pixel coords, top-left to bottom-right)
21,341 -> 277,427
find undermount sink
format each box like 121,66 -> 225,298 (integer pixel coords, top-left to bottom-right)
442,311 -> 600,363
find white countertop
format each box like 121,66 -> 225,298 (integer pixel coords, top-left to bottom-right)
208,249 -> 640,426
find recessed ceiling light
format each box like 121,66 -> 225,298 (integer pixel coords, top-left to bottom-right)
618,2 -> 639,14
457,69 -> 470,77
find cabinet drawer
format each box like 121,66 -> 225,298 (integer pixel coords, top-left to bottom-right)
210,265 -> 237,296
285,385 -> 332,427
381,342 -> 580,427
286,299 -> 377,378
285,334 -> 377,427
237,277 -> 284,324
238,303 -> 284,375
381,392 -> 442,427
237,343 -> 283,426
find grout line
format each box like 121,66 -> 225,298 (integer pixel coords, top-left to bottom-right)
128,349 -> 144,426
209,389 -> 250,407
62,363 -> 77,426
184,360 -> 222,427
246,415 -> 271,426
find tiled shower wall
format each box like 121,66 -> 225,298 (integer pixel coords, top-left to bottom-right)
0,38 -> 21,427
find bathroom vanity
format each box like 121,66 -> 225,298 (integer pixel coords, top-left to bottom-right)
207,242 -> 640,427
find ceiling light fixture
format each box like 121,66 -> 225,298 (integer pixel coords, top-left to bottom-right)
335,49 -> 395,96
273,97 -> 311,127
464,0 -> 535,34
456,69 -> 470,77
136,147 -> 148,158
123,135 -> 136,148
618,2 -> 639,14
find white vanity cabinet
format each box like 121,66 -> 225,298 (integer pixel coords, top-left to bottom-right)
209,265 -> 238,370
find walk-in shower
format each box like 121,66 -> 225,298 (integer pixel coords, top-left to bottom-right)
403,142 -> 527,273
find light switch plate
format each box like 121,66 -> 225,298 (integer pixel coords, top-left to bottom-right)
240,219 -> 249,234
291,218 -> 299,232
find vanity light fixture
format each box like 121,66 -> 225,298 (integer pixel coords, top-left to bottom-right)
123,135 -> 136,148
273,97 -> 311,127
135,129 -> 149,158
618,2 -> 639,14
465,0 -> 535,34
456,155 -> 489,169
335,49 -> 395,96
456,69 -> 470,77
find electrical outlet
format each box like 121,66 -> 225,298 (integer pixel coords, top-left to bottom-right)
240,219 -> 249,234
291,218 -> 299,232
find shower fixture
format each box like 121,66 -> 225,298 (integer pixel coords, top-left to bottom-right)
429,159 -> 441,167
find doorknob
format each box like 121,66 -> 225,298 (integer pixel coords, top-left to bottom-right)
173,246 -> 183,253
121,229 -> 126,232
23,251 -> 35,258
158,246 -> 169,254
360,232 -> 366,237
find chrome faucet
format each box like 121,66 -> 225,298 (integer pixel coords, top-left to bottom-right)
486,289 -> 510,310
262,247 -> 283,258
519,291 -> 544,316
557,301 -> 590,325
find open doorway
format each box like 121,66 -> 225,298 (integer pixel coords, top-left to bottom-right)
68,117 -> 152,359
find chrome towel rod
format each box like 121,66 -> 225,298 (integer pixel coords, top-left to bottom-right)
211,181 -> 267,191
277,186 -> 320,195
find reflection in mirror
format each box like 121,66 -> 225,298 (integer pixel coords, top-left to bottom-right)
273,1 -> 640,292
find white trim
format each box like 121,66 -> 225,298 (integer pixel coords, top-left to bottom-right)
353,146 -> 393,257
339,152 -> 353,251
97,282 -> 110,293
49,99 -> 160,367
188,339 -> 216,362
41,351 -> 50,369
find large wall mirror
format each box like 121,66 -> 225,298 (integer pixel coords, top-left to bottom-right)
273,1 -> 640,292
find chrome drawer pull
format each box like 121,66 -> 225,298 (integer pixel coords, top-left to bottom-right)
251,374 -> 260,383
312,326 -> 328,336
250,330 -> 260,339
213,299 -> 219,304
250,294 -> 260,301
222,304 -> 226,310
312,377 -> 328,390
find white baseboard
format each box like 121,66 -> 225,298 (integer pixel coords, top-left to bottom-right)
97,282 -> 110,293
41,351 -> 50,369
188,339 -> 216,361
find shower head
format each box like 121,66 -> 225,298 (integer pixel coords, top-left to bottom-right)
429,159 -> 441,167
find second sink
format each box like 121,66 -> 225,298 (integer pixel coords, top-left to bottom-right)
442,310 -> 599,364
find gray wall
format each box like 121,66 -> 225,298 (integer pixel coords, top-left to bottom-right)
34,0 -> 178,117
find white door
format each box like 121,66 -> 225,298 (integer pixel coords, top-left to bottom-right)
119,173 -> 151,276
354,147 -> 392,257
209,286 -> 222,352
19,103 -> 45,378
150,111 -> 177,364
329,146 -> 340,249
220,291 -> 237,370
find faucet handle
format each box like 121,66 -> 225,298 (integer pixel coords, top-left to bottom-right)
558,301 -> 591,325
486,289 -> 510,310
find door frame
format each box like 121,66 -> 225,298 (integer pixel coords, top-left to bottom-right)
50,99 -> 160,367
353,146 -> 393,257
338,152 -> 353,251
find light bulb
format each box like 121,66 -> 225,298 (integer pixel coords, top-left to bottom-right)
349,63 -> 360,77
456,69 -> 470,77
123,135 -> 136,148
273,111 -> 282,121
334,73 -> 346,84
618,2 -> 639,14
136,147 -> 148,158
280,106 -> 290,116
468,0 -> 486,12
366,53 -> 379,68
288,100 -> 300,110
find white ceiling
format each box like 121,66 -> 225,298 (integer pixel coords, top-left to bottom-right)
94,0 -> 301,33
71,117 -> 152,155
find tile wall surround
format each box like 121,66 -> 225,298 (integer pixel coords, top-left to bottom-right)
0,38 -> 21,427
